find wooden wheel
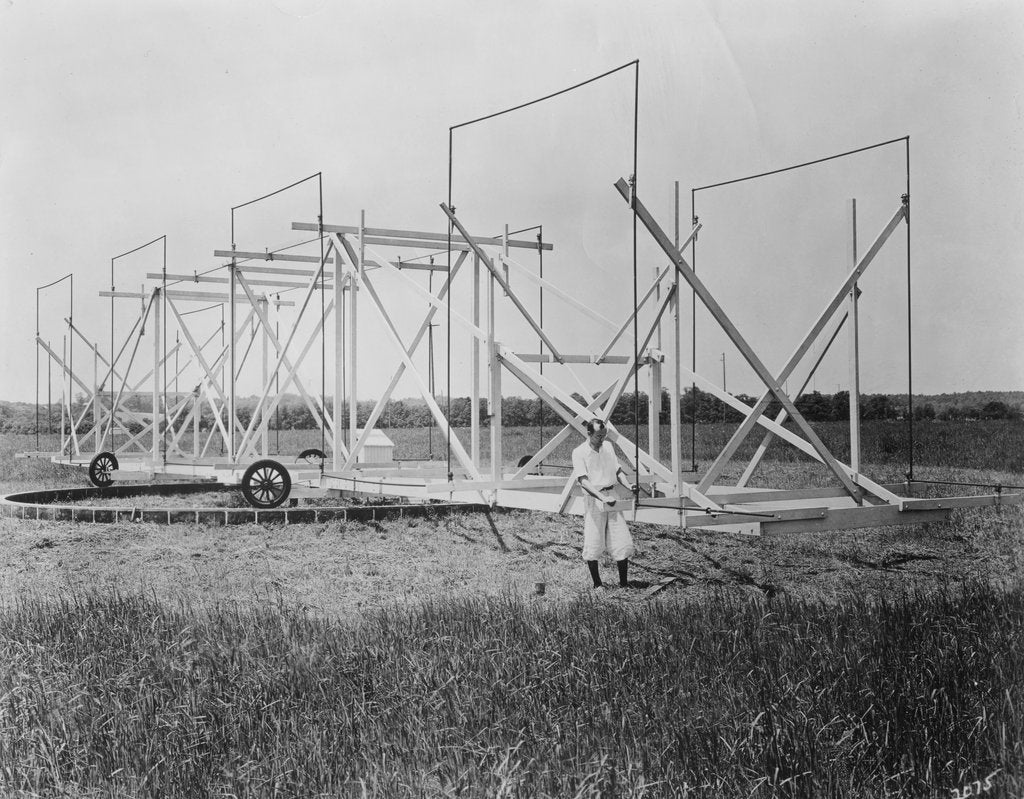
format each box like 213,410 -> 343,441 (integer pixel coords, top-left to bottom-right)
241,459 -> 291,509
88,452 -> 118,487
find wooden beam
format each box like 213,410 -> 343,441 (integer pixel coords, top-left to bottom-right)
499,253 -> 617,331
149,273 -> 333,290
694,200 -> 907,494
615,177 -> 876,502
441,203 -> 563,363
293,221 -> 553,251
514,353 -> 632,364
390,261 -> 451,272
338,245 -> 468,472
100,290 -> 294,306
214,250 -> 337,265
900,493 -> 1024,511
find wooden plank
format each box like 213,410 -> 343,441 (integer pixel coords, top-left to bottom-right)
596,262 -> 674,363
374,251 -> 487,341
695,201 -> 907,494
350,261 -> 483,482
499,253 -> 617,330
338,247 -> 468,471
899,493 -> 1024,512
390,261 -> 451,272
149,273 -> 333,290
100,290 -> 294,305
762,505 -> 949,535
365,235 -> 471,251
426,477 -> 570,493
441,204 -> 564,363
615,178 -> 873,501
214,250 -> 337,265
514,353 -> 632,364
497,347 -> 678,485
471,255 -> 481,467
293,221 -> 553,250
682,506 -> 830,527
706,485 -> 866,504
644,577 -> 678,598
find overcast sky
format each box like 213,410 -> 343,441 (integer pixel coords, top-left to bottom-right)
1,0 -> 1021,405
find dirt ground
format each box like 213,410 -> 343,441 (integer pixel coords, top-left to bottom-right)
2,496 -> 1021,617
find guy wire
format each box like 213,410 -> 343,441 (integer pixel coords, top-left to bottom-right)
448,60 -> 640,486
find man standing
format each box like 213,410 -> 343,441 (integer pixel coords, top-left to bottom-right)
571,418 -> 637,589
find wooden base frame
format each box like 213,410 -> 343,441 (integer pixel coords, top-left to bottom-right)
23,181 -> 1022,529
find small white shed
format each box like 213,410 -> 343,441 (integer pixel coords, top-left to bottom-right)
355,429 -> 395,464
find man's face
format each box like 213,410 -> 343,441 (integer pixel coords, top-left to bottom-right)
588,424 -> 607,448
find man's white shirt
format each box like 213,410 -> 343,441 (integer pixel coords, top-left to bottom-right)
571,440 -> 620,489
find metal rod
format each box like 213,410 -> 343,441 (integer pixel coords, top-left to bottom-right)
692,136 -> 909,193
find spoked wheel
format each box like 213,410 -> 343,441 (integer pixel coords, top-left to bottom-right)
88,452 -> 118,487
297,448 -> 326,466
241,459 -> 292,509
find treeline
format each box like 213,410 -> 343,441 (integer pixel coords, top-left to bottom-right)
3,388 -> 1021,434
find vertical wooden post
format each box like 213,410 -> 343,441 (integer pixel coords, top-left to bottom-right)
848,199 -> 861,473
228,266 -> 236,461
47,341 -> 52,444
471,253 -> 481,468
152,289 -> 161,465
502,225 -> 509,296
260,297 -> 269,457
93,343 -> 100,454
60,336 -> 67,456
648,351 -> 662,464
488,269 -> 501,483
349,213 -> 362,449
333,266 -> 344,472
193,392 -> 200,460
670,181 -> 682,490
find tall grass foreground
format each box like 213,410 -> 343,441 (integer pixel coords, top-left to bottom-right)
0,587 -> 1021,797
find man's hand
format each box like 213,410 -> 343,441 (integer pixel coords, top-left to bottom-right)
602,492 -> 617,507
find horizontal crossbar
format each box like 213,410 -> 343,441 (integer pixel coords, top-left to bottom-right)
293,222 -> 553,251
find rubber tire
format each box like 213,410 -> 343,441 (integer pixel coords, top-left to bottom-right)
241,459 -> 292,509
88,452 -> 119,487
297,448 -> 326,464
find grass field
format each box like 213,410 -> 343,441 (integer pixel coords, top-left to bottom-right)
1,423 -> 1022,797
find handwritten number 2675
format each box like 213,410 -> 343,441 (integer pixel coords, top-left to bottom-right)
949,770 -> 999,799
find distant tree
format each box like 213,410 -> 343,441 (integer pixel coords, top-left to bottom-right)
832,390 -> 850,421
938,405 -> 964,421
795,391 -> 833,421
913,403 -> 936,421
980,400 -> 1013,420
862,394 -> 897,420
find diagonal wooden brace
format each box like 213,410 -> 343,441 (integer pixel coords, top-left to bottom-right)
440,203 -> 563,363
615,177 -> 870,501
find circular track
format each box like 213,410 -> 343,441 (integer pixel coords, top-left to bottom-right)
241,459 -> 292,509
88,452 -> 119,487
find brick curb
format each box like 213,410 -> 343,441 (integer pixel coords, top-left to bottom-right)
1,484 -> 488,525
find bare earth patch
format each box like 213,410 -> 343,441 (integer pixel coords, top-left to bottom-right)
2,496 -> 1021,618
